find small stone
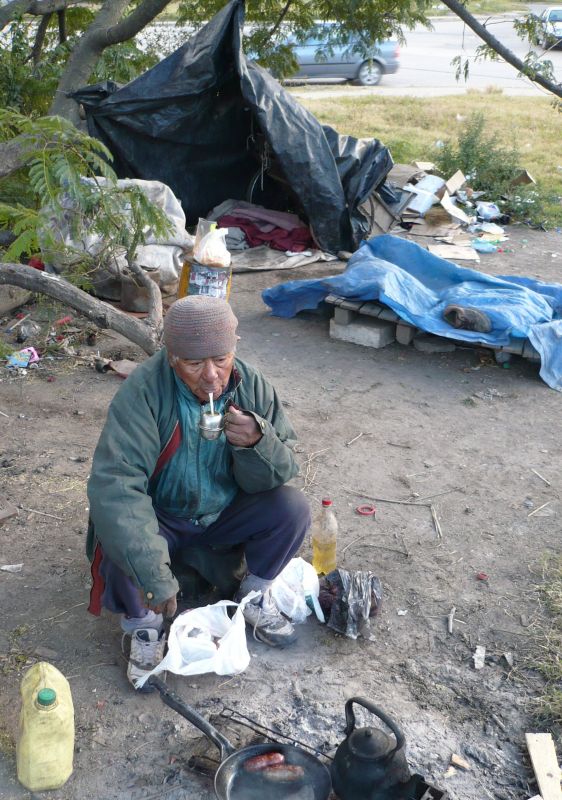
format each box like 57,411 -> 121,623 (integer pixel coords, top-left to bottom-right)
34,646 -> 59,659
451,753 -> 471,771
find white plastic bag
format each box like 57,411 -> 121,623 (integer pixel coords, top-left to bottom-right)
135,592 -> 259,688
271,558 -> 325,624
193,219 -> 231,268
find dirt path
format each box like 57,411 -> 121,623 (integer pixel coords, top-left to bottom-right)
0,225 -> 560,799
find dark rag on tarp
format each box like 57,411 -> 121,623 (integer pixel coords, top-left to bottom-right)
70,0 -> 393,254
261,234 -> 562,391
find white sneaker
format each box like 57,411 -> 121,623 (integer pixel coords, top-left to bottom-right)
120,609 -> 163,635
237,589 -> 297,647
126,628 -> 166,691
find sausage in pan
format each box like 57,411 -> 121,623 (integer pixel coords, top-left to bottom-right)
262,764 -> 305,782
243,752 -> 286,772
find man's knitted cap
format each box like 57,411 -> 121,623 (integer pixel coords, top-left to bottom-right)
163,296 -> 238,360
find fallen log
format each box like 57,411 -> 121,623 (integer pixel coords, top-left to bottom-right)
0,261 -> 162,355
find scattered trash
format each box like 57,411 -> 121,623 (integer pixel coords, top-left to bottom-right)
503,652 -> 514,668
271,557 -> 323,623
319,568 -> 382,640
355,504 -> 376,516
15,320 -> 41,344
447,606 -> 456,634
6,348 -> 40,369
397,609 -> 408,616
471,239 -> 497,254
443,766 -> 457,779
450,754 -> 471,771
473,645 -> 486,670
108,360 -> 139,379
476,572 -> 489,581
476,201 -> 501,221
1,563 -> 23,573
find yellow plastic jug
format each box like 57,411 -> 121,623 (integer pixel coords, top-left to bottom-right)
16,662 -> 74,791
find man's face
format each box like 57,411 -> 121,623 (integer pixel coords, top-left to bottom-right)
170,353 -> 235,402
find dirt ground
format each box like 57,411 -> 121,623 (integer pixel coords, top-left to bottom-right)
0,225 -> 560,800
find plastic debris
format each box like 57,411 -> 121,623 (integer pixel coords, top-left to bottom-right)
319,568 -> 382,640
1,563 -> 23,573
473,645 -> 486,670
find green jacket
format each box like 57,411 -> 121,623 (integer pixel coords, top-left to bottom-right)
87,349 -> 298,605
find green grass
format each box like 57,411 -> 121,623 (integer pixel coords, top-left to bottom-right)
431,1 -> 529,14
295,92 -> 562,226
531,555 -> 562,735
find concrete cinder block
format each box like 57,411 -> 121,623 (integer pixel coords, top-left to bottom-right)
522,340 -> 540,361
413,334 -> 456,354
333,307 -> 356,325
330,318 -> 396,349
396,323 -> 416,346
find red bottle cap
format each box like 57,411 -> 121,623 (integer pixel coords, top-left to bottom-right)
322,498 -> 332,507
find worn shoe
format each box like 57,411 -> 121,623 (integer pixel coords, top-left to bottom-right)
126,628 -> 166,691
238,589 -> 297,647
120,609 -> 163,635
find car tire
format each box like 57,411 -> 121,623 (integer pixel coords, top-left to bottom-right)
355,60 -> 383,86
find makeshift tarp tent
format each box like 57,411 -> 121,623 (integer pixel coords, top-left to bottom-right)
71,0 -> 393,254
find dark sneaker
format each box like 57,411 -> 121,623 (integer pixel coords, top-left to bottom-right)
238,589 -> 297,647
126,628 -> 166,691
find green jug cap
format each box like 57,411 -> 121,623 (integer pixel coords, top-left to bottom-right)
37,688 -> 57,706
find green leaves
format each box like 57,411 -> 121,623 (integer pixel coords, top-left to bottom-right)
0,110 -> 173,279
0,204 -> 40,262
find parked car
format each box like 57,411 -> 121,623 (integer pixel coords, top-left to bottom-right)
534,7 -> 562,49
283,23 -> 400,86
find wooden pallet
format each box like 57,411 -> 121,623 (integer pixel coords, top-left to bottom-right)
324,293 -> 540,361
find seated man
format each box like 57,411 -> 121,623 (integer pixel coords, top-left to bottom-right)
86,296 -> 310,688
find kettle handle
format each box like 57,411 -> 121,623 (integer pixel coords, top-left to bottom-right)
344,697 -> 405,758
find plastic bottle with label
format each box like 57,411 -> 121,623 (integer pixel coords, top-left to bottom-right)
17,662 -> 74,791
311,497 -> 338,575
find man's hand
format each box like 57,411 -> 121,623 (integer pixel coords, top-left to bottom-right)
224,406 -> 263,448
149,594 -> 177,619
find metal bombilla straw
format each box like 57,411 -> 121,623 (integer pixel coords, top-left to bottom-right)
199,391 -> 224,440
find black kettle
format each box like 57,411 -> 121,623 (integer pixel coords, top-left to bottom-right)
331,698 -> 411,800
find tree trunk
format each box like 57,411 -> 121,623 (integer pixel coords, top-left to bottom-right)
30,12 -> 52,65
0,262 -> 163,355
57,9 -> 66,43
440,0 -> 562,98
49,0 -> 173,123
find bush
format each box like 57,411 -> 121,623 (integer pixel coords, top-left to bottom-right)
433,112 -> 521,200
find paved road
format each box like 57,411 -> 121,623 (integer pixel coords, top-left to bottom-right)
291,7 -> 562,99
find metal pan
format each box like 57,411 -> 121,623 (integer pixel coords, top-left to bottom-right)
149,677 -> 332,800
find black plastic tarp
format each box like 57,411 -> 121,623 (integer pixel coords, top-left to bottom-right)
72,0 -> 393,254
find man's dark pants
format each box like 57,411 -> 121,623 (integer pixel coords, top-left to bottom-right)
99,486 -> 310,617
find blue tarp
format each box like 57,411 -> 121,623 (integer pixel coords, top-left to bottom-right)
262,235 -> 562,391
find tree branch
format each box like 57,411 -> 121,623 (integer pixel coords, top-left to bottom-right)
0,0 -> 82,28
102,0 -> 175,47
440,0 -> 562,98
267,0 -> 293,42
30,12 -> 52,65
0,135 -> 37,179
0,262 -> 162,355
49,0 -> 172,121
